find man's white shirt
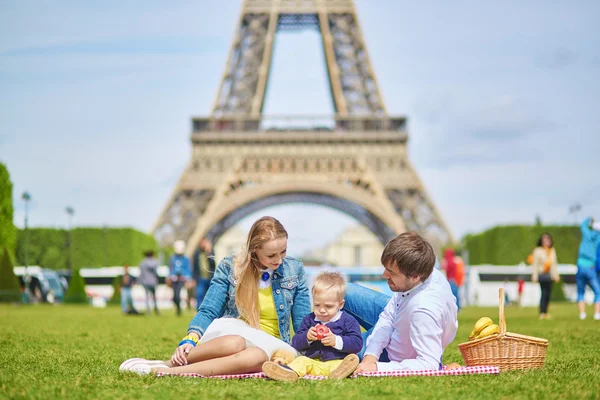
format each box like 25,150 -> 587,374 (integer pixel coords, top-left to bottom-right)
364,268 -> 459,371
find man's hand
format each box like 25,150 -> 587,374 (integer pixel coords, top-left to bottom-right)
307,326 -> 318,342
320,332 -> 336,347
354,354 -> 378,376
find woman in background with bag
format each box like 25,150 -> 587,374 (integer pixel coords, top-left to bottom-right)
531,233 -> 560,319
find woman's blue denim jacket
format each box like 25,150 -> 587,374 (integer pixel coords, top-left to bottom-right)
187,255 -> 311,344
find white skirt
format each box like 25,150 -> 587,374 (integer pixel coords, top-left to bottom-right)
199,317 -> 299,359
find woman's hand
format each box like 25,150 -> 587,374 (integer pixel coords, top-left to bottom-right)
532,277 -> 538,283
171,343 -> 194,366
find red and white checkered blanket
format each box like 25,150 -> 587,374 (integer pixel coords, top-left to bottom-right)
155,365 -> 499,379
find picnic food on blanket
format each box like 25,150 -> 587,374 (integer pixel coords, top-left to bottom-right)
468,317 -> 494,340
315,324 -> 331,340
446,363 -> 462,370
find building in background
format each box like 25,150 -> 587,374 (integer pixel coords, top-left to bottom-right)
304,224 -> 384,267
214,227 -> 246,263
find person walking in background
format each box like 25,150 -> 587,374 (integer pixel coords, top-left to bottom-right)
139,250 -> 159,315
442,249 -> 460,310
576,218 -> 600,320
192,238 -> 216,308
168,240 -> 193,316
517,276 -> 525,307
531,233 -> 560,320
120,265 -> 139,315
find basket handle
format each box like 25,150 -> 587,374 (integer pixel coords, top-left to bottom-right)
498,287 -> 507,334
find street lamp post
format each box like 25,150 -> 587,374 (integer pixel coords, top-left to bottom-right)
21,192 -> 31,301
65,206 -> 75,273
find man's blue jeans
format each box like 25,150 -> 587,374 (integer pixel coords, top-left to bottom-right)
342,283 -> 391,361
196,278 -> 212,308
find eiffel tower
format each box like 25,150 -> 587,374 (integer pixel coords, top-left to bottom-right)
153,0 -> 453,254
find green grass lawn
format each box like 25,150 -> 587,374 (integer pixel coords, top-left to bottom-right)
1,303 -> 599,400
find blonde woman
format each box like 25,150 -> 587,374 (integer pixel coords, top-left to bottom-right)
531,233 -> 560,319
120,216 -> 311,375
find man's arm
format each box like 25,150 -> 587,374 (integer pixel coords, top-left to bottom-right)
376,309 -> 443,372
362,295 -> 396,359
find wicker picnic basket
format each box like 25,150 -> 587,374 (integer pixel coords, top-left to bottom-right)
458,288 -> 548,371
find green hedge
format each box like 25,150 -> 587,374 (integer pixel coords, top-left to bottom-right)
0,163 -> 16,257
64,268 -> 88,304
14,227 -> 157,269
0,247 -> 21,302
463,225 -> 580,265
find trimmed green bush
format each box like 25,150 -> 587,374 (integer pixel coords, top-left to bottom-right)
0,247 -> 21,302
14,227 -> 157,269
0,163 -> 16,257
63,269 -> 88,304
463,225 -> 580,265
108,275 -> 121,305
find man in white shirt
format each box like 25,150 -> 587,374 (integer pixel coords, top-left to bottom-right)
343,232 -> 458,372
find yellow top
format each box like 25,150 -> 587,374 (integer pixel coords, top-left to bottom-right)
258,287 -> 280,338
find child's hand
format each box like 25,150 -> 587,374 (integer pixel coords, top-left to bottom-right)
307,326 -> 318,342
320,332 -> 336,347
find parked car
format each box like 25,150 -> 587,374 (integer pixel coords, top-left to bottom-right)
14,267 -> 67,303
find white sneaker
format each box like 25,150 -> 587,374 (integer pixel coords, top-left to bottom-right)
119,358 -> 145,372
120,358 -> 168,372
130,364 -> 153,376
579,313 -> 587,320
594,313 -> 600,320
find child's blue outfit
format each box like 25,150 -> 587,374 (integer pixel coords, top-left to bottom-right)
288,311 -> 363,377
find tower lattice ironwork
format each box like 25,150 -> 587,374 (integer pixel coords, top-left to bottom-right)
153,0 -> 453,254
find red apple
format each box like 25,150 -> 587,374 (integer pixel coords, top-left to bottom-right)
315,324 -> 331,340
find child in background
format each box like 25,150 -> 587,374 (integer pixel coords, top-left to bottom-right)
262,272 -> 363,381
120,265 -> 139,315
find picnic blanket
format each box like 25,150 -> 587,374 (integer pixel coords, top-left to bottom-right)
155,365 -> 499,379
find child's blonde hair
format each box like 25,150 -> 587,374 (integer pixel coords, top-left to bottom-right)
234,216 -> 288,329
312,272 -> 346,302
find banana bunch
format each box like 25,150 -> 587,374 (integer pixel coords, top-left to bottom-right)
468,317 -> 500,340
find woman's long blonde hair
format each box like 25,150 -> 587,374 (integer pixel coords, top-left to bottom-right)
234,216 -> 288,328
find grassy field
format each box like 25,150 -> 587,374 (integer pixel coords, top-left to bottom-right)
1,303 -> 599,400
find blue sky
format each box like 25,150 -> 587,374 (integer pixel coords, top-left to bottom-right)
2,1 -> 599,255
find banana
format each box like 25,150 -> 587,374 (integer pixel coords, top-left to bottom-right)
475,324 -> 500,339
469,317 -> 493,340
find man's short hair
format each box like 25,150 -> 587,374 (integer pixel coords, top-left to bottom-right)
381,232 -> 436,281
312,271 -> 346,302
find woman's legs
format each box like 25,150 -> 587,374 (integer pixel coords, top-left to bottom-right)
158,347 -> 268,376
164,335 -> 246,367
539,281 -> 552,315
